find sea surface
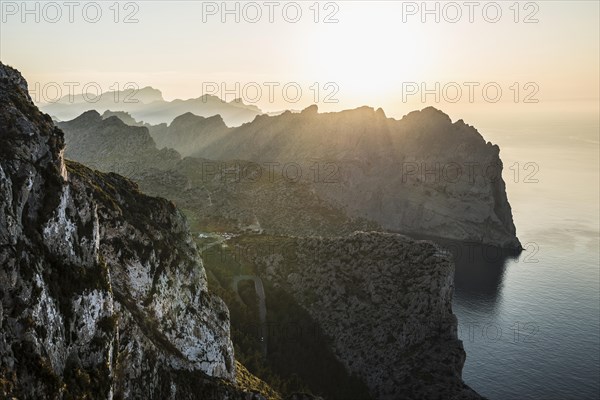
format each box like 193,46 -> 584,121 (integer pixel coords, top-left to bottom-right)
449,105 -> 600,400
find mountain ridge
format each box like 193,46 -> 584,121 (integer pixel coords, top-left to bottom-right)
130,104 -> 521,249
40,87 -> 263,126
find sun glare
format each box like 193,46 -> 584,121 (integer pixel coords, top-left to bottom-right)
305,2 -> 434,107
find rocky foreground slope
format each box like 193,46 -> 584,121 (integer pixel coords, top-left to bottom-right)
147,106 -> 520,249
0,64 -> 273,398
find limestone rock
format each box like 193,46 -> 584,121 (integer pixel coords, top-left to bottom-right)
0,62 -> 262,399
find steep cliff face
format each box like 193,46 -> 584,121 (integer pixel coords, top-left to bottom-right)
0,64 -> 265,398
236,232 -> 481,400
148,106 -> 520,249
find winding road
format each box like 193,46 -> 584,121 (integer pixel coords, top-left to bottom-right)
232,275 -> 268,357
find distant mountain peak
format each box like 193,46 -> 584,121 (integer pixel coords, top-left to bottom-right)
41,87 -> 265,126
206,114 -> 225,123
136,86 -> 164,102
301,104 -> 319,115
172,111 -> 205,123
73,109 -> 103,124
403,106 -> 452,124
198,94 -> 220,102
101,110 -> 145,126
101,115 -> 128,127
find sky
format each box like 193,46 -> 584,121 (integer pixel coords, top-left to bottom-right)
1,0 -> 599,119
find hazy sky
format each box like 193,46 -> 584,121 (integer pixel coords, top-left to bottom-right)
1,0 -> 598,117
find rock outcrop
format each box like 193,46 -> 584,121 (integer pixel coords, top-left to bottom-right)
0,63 -> 267,398
235,232 -> 482,400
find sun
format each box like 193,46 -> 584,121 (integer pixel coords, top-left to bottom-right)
302,2 -> 435,106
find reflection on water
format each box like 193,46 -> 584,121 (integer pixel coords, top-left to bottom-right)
403,107 -> 600,399
410,234 -> 518,309
435,239 -> 518,307
430,108 -> 600,400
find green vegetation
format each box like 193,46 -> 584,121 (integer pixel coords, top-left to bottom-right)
10,341 -> 62,397
198,234 -> 373,400
63,362 -> 112,400
235,361 -> 282,400
262,283 -> 371,400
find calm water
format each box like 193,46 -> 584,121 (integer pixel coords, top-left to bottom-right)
449,107 -> 600,400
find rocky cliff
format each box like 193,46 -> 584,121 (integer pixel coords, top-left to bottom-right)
148,106 -> 520,249
0,63 -> 269,398
234,232 -> 481,400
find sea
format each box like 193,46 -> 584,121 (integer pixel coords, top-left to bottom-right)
446,103 -> 600,400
